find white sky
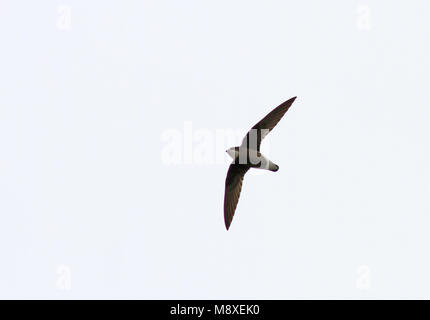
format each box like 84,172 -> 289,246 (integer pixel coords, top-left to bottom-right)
1,1 -> 430,299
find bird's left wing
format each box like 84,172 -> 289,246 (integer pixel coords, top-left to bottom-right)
241,96 -> 296,151
224,164 -> 250,230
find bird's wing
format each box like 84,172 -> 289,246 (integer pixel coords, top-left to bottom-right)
224,164 -> 250,230
241,96 -> 296,151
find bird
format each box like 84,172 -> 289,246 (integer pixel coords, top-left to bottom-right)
223,96 -> 297,230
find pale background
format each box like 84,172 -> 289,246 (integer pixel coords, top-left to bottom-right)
1,1 -> 429,299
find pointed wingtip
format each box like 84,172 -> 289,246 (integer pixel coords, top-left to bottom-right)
283,96 -> 297,106
225,216 -> 231,230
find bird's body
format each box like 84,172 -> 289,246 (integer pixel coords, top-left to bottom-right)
226,147 -> 279,171
223,96 -> 297,230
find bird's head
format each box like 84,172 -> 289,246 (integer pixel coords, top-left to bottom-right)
226,147 -> 238,159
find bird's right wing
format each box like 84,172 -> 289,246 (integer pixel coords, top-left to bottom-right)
241,96 -> 296,151
224,164 -> 250,230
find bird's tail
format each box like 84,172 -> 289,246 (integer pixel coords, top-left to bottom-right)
269,162 -> 279,172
